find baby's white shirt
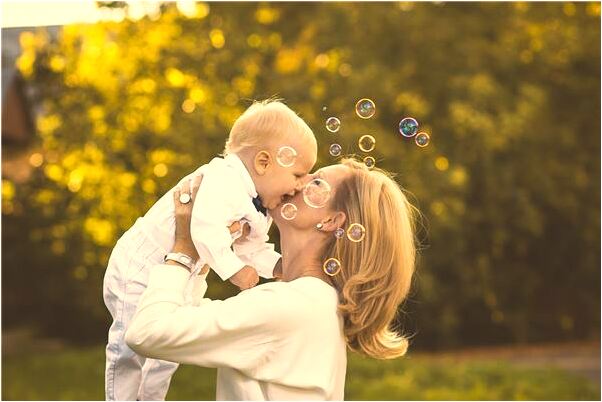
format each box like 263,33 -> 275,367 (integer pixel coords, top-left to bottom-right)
137,154 -> 281,280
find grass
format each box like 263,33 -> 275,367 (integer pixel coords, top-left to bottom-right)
2,345 -> 599,400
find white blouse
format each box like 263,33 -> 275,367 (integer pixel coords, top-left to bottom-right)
125,265 -> 348,400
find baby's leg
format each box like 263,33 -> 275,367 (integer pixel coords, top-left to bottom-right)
103,232 -> 167,400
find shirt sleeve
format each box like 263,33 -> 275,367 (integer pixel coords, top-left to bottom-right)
125,264 -> 294,374
233,241 -> 281,279
190,169 -> 246,281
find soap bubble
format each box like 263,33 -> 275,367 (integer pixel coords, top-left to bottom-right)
355,98 -> 376,119
280,203 -> 298,220
415,132 -> 430,147
334,228 -> 345,239
326,117 -> 341,133
303,178 -> 332,208
347,223 -> 366,242
363,156 -> 376,169
399,117 -> 419,137
329,143 -> 342,157
323,257 -> 342,276
358,134 -> 376,152
276,146 -> 297,167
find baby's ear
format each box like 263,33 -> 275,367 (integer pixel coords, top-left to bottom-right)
253,150 -> 272,175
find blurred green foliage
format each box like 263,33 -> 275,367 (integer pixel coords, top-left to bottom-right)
2,346 -> 599,400
2,2 -> 600,347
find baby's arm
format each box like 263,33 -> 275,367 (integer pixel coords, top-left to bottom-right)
189,171 -> 248,281
233,228 -> 282,279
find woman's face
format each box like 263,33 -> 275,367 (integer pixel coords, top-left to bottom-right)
269,164 -> 351,230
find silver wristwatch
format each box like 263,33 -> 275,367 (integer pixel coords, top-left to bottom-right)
164,252 -> 196,271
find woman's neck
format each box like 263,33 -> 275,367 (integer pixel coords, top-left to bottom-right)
278,229 -> 332,285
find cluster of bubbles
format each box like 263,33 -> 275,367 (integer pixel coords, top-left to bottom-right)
325,98 -> 378,169
399,117 -> 430,148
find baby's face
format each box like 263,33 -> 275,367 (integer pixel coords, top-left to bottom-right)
257,137 -> 317,211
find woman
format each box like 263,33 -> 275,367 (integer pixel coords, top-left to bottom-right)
125,158 -> 418,400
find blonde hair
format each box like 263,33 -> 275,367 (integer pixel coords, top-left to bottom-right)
323,158 -> 418,359
223,99 -> 316,155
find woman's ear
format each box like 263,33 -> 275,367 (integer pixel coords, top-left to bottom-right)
321,211 -> 347,232
253,150 -> 272,176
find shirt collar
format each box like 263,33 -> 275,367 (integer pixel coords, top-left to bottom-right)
224,153 -> 258,198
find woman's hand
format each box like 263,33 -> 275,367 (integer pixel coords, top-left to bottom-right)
172,175 -> 203,261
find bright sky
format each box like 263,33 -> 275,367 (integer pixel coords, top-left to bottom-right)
1,1 -> 107,28
0,0 -> 188,28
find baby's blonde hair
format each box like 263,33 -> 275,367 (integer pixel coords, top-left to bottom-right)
223,99 -> 316,156
323,158 -> 418,360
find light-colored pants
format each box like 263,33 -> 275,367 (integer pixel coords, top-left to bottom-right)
103,223 -> 179,401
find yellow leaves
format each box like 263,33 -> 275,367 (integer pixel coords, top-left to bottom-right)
275,48 -> 302,74
73,266 -> 88,281
149,102 -> 173,133
232,77 -> 254,97
450,167 -> 468,187
209,29 -> 225,49
16,50 -> 36,78
37,114 -> 62,136
181,99 -> 196,113
44,164 -> 64,182
49,55 -> 66,72
338,63 -> 352,77
153,163 -> 169,177
119,173 -> 137,188
314,53 -> 329,69
195,2 -> 210,19
142,179 -> 157,194
19,31 -> 37,49
189,87 -> 207,103
310,81 -> 326,100
51,240 -> 66,255
255,5 -> 280,25
586,2 -> 601,17
562,2 -> 576,17
16,30 -> 49,77
468,74 -> 496,98
247,33 -> 262,48
514,2 -> 529,12
268,33 -> 282,49
165,67 -> 186,87
435,156 -> 449,172
395,92 -> 430,118
430,201 -> 446,216
84,217 -> 115,246
35,189 -> 57,205
29,153 -> 44,167
2,180 -> 15,201
68,168 -> 85,192
88,105 -> 105,121
150,149 -> 175,177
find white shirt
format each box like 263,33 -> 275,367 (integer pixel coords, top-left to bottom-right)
138,154 -> 281,280
125,265 -> 348,401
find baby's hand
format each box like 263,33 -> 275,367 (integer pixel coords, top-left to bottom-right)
229,266 -> 259,290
